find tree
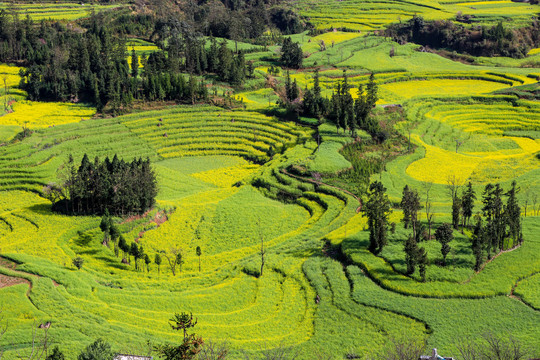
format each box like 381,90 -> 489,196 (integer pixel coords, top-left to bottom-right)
417,247 -> 428,282
78,339 -> 114,360
471,216 -> 484,272
461,181 -> 476,228
401,185 -> 420,239
366,73 -> 378,108
362,181 -> 392,255
434,223 -> 453,266
161,247 -> 182,276
176,252 -> 184,273
257,219 -> 266,277
504,180 -> 521,246
447,175 -> 462,230
404,234 -> 419,275
99,210 -> 111,246
155,313 -> 203,360
196,246 -> 202,272
72,257 -> 84,270
130,48 -> 139,79
130,242 -> 140,270
280,37 -> 302,69
422,182 -> 434,240
456,332 -> 533,360
109,224 -> 120,256
118,236 -> 128,262
155,253 -> 162,275
46,347 -> 64,360
144,254 -> 151,272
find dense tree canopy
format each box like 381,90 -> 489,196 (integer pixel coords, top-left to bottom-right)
45,155 -> 157,216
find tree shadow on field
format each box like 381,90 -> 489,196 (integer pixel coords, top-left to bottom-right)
79,249 -> 99,256
95,256 -> 128,270
27,203 -> 53,215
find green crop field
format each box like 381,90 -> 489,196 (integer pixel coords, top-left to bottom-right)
0,2 -> 126,21
0,0 -> 539,359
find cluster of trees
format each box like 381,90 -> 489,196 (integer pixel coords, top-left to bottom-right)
363,178 -> 523,281
471,181 -> 522,271
44,155 -> 157,216
282,69 -> 382,142
95,217 -> 206,276
0,13 -> 254,113
386,16 -> 540,58
328,72 -> 380,138
183,0 -> 305,39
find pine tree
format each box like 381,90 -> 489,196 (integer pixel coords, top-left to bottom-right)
471,217 -> 484,271
504,180 -> 521,245
155,253 -> 162,275
461,182 -> 476,228
362,181 -> 392,255
366,73 -> 378,108
130,48 -> 138,79
401,185 -> 412,229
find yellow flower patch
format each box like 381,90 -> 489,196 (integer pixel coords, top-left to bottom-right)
191,165 -> 260,187
0,100 -> 95,128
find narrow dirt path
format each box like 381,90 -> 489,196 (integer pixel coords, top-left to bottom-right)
462,243 -> 522,284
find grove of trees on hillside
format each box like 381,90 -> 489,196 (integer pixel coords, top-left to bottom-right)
44,155 -> 157,216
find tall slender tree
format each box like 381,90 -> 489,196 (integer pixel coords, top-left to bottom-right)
362,181 -> 392,255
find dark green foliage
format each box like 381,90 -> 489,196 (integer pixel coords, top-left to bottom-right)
302,68 -> 329,118
155,313 -> 203,360
155,253 -> 162,274
434,223 -> 453,266
386,16 -> 540,58
461,181 -> 476,227
401,185 -> 420,238
327,72 -> 379,138
196,246 -> 202,272
285,71 -> 299,102
145,254 -> 151,272
482,183 -> 505,254
362,181 -> 392,255
52,154 -> 157,216
46,347 -> 65,360
404,234 -> 419,275
504,181 -> 521,245
471,217 -> 484,272
270,7 -> 304,35
118,236 -> 128,261
280,37 -> 303,69
452,195 -> 462,230
72,257 -> 84,270
78,339 -> 114,360
417,247 -> 428,282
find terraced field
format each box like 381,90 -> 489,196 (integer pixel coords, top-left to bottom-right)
295,0 -> 536,31
0,2 -> 126,21
0,0 -> 539,358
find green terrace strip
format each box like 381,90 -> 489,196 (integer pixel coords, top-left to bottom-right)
0,2 -> 127,21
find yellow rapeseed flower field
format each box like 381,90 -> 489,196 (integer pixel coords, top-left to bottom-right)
379,79 -> 510,103
191,164 -> 260,187
0,100 -> 95,128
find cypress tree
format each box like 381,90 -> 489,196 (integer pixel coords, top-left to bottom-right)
471,217 -> 484,271
504,181 -> 521,246
404,234 -> 419,275
362,181 -> 392,255
462,181 -> 476,228
434,223 -> 453,266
